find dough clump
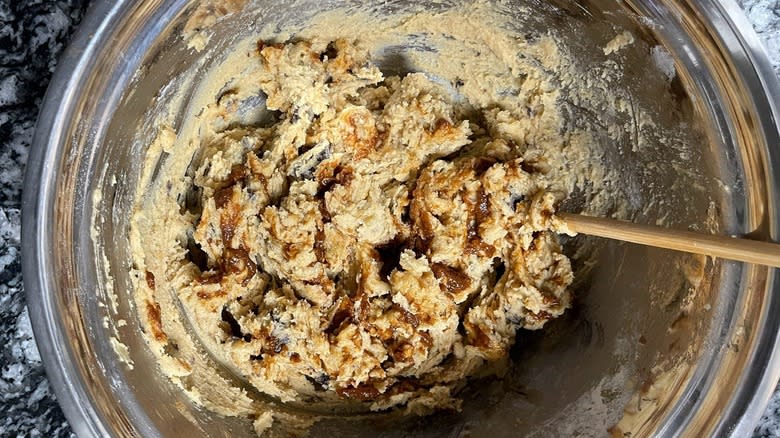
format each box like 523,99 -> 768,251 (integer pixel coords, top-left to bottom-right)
138,38 -> 573,413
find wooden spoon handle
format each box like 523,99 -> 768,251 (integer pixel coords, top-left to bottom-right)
559,212 -> 780,268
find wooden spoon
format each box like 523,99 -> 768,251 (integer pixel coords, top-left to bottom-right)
560,212 -> 780,268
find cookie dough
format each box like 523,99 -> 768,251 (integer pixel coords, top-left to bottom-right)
145,38 -> 572,411
127,2 -> 636,429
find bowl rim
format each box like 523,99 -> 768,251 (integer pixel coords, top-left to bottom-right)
698,2 -> 780,435
21,1 -> 187,436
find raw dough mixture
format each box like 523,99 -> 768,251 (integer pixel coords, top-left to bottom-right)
144,37 -> 571,411
128,2 -> 630,431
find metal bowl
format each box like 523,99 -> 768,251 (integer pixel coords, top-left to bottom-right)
22,0 -> 780,436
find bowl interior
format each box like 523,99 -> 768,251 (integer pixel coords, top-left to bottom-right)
35,0 -> 778,436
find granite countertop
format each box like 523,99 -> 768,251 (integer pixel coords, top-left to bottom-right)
0,1 -> 778,436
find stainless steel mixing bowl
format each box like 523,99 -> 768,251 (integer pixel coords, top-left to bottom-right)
22,0 -> 780,436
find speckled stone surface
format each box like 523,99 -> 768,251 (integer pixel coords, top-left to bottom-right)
0,1 -> 778,436
1,2 -> 88,437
